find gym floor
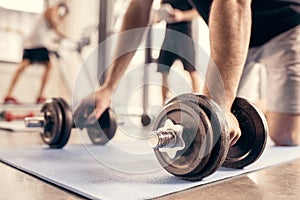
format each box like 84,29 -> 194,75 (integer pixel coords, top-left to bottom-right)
1,60 -> 300,200
1,51 -> 300,199
1,131 -> 300,199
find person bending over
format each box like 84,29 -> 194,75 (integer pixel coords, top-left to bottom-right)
156,0 -> 200,105
4,2 -> 69,104
75,0 -> 300,147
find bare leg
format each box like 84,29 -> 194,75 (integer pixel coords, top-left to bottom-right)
253,99 -> 267,115
37,61 -> 52,99
5,59 -> 31,98
188,70 -> 201,93
161,72 -> 169,105
267,112 -> 300,146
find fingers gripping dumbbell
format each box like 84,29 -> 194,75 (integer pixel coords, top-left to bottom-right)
148,93 -> 268,181
24,98 -> 117,148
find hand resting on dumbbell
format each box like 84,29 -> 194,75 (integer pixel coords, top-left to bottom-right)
73,87 -> 113,127
148,93 -> 267,181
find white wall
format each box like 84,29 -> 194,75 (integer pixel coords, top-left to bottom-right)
0,0 -> 101,104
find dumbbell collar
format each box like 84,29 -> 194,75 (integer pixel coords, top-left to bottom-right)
148,119 -> 185,150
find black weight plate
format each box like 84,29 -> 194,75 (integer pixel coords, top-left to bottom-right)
86,108 -> 117,145
167,94 -> 230,180
222,97 -> 268,169
40,99 -> 63,146
49,98 -> 73,149
153,100 -> 212,179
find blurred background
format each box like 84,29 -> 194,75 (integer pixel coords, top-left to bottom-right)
0,0 -> 210,117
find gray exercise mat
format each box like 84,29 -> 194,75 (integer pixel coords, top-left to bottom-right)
1,133 -> 300,200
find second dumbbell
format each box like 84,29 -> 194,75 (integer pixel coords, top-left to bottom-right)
24,98 -> 117,148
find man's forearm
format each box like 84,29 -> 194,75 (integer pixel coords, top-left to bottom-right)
181,8 -> 198,21
103,0 -> 153,91
205,0 -> 252,110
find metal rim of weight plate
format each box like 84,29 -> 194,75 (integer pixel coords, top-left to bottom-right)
49,98 -> 73,149
166,93 -> 230,180
222,97 -> 268,169
86,108 -> 117,145
40,99 -> 63,145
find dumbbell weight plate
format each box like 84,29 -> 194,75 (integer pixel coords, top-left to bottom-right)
166,94 -> 230,180
40,99 -> 63,146
153,100 -> 213,180
86,108 -> 117,145
222,97 -> 268,169
49,98 -> 73,149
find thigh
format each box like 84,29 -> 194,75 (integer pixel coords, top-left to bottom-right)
237,61 -> 267,104
32,48 -> 50,63
23,48 -> 50,64
178,42 -> 196,72
157,50 -> 177,73
256,26 -> 300,145
265,62 -> 300,114
262,26 -> 300,114
180,57 -> 196,72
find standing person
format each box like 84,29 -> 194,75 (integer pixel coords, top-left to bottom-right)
4,2 -> 69,104
74,0 -> 300,146
156,0 -> 200,105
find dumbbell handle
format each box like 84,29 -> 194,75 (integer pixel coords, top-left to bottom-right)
24,115 -> 78,128
148,119 -> 184,149
24,116 -> 46,128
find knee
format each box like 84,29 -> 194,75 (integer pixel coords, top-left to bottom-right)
45,62 -> 52,69
16,64 -> 28,73
267,113 -> 300,146
189,70 -> 198,76
269,130 -> 300,146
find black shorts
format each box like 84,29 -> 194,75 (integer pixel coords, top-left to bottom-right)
23,47 -> 50,64
157,27 -> 196,73
157,50 -> 196,73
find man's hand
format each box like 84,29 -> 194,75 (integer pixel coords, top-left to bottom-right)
73,87 -> 113,128
169,9 -> 185,22
225,111 -> 241,146
167,8 -> 198,23
205,0 -> 252,146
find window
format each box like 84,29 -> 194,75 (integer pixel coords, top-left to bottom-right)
0,0 -> 44,13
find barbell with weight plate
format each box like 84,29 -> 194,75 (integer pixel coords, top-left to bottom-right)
148,93 -> 267,180
24,98 -> 117,148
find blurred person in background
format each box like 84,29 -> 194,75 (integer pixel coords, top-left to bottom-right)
3,2 -> 69,104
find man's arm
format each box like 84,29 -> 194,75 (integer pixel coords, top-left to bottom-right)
44,7 -> 68,38
204,0 -> 252,145
103,0 -> 154,91
75,0 -> 154,122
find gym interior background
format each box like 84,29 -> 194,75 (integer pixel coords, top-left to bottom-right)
1,0 -> 300,200
0,0 -> 209,107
